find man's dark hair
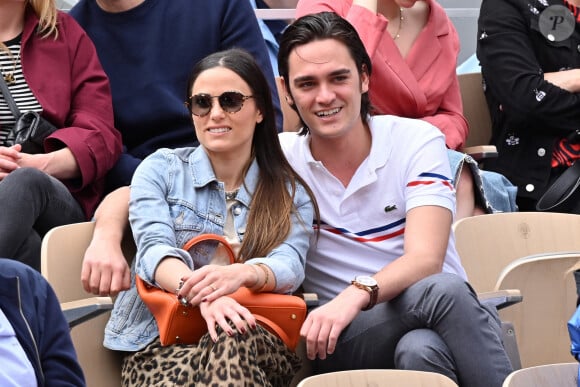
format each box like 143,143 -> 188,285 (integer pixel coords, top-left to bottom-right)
277,11 -> 373,134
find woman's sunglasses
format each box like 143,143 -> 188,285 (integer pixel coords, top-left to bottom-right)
185,91 -> 254,117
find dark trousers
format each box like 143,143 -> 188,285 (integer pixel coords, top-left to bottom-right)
313,273 -> 513,387
0,168 -> 84,270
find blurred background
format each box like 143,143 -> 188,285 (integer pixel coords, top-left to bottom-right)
57,0 -> 481,68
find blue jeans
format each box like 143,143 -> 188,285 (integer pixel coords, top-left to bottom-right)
448,149 -> 518,213
0,168 -> 85,271
314,273 -> 513,387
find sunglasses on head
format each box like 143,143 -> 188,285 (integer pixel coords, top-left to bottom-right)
185,91 -> 254,117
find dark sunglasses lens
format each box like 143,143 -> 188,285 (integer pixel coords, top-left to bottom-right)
219,92 -> 245,112
191,95 -> 212,116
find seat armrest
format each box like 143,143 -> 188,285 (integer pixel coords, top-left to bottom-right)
296,293 -> 319,309
62,297 -> 113,329
463,145 -> 498,161
463,145 -> 497,162
478,289 -> 522,310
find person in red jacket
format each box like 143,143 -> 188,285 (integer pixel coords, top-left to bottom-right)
0,0 -> 122,271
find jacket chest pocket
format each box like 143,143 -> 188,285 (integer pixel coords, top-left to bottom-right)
168,203 -> 222,247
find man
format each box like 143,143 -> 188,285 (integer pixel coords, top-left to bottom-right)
70,0 -> 282,190
0,259 -> 85,386
250,0 -> 293,76
276,12 -> 512,386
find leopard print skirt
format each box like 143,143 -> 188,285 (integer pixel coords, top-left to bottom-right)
121,325 -> 301,387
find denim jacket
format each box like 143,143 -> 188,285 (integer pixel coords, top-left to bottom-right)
104,146 -> 314,351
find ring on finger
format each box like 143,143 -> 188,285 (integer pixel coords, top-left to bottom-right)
209,283 -> 217,292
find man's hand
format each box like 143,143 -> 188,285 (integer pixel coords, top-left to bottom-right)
300,287 -> 367,360
81,235 -> 131,296
80,187 -> 132,296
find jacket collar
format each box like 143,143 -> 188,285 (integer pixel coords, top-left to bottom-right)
189,146 -> 259,208
407,0 -> 450,79
22,5 -> 40,46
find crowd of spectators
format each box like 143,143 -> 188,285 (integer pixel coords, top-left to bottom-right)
0,0 -> 576,385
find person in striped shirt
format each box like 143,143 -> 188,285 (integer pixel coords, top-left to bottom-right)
0,0 -> 121,271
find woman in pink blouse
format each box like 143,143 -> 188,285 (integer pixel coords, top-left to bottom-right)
295,0 -> 517,219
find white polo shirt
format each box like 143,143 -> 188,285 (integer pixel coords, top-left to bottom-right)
0,307 -> 37,387
280,115 -> 467,305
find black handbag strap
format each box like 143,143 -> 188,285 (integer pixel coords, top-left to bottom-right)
0,73 -> 21,118
536,161 -> 580,211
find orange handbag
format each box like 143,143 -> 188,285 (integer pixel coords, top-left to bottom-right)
136,234 -> 306,350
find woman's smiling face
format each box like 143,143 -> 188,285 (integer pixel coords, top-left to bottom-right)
189,67 -> 263,159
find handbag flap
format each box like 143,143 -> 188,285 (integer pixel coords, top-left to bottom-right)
136,234 -> 307,350
183,234 -> 236,265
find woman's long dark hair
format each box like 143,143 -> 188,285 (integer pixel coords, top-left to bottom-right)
186,48 -> 319,260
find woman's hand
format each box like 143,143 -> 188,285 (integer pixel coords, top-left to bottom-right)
544,69 -> 580,93
0,145 -> 80,181
199,296 -> 257,342
0,144 -> 21,180
177,263 -> 256,307
17,148 -> 80,179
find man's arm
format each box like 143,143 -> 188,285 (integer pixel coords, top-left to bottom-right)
40,273 -> 86,386
301,205 -> 451,360
81,186 -> 131,296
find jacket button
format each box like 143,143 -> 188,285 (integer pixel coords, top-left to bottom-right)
577,44 -> 580,53
537,148 -> 546,157
525,184 -> 535,192
233,207 -> 242,216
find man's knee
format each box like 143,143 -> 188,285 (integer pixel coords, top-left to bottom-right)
421,273 -> 477,303
395,329 -> 458,383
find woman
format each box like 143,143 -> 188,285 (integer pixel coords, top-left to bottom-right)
0,0 -> 121,270
477,0 -> 580,211
104,48 -> 317,386
295,0 -> 518,219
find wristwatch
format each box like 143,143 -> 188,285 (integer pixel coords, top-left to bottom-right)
351,275 -> 379,311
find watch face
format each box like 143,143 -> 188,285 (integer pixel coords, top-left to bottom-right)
355,275 -> 377,287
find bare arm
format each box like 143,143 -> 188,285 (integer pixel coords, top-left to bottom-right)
544,69 -> 580,94
301,205 -> 451,360
17,148 -> 80,179
81,186 -> 131,296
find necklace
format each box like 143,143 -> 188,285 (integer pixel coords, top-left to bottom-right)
225,188 -> 239,201
392,7 -> 404,40
1,49 -> 20,86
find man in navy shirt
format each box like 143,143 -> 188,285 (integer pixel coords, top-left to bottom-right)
71,0 -> 282,190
